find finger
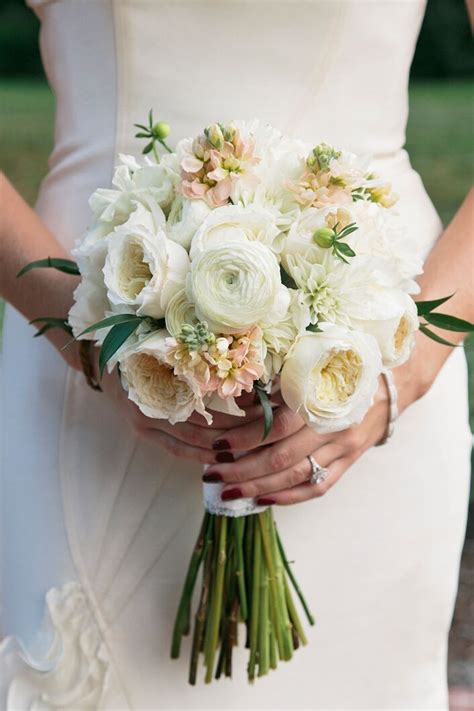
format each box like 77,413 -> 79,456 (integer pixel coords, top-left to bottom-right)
205,426 -> 334,485
218,443 -> 341,500
140,428 -> 218,465
211,405 -> 305,453
136,415 -> 227,451
256,457 -> 350,506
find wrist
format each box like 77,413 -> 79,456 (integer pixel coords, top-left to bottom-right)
393,341 -> 435,415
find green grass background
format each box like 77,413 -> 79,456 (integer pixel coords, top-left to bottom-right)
0,79 -> 473,435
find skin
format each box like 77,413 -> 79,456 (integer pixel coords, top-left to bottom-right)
1,172 -> 473,508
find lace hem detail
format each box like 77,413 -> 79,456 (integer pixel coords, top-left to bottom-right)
0,582 -> 110,710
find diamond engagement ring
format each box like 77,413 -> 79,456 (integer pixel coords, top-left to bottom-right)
308,455 -> 329,485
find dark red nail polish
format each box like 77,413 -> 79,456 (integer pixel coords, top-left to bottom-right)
221,487 -> 243,501
202,472 -> 223,483
216,451 -> 234,463
212,439 -> 231,451
257,497 -> 276,506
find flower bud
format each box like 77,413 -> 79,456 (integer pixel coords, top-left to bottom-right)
312,227 -> 334,248
152,122 -> 171,139
204,123 -> 225,150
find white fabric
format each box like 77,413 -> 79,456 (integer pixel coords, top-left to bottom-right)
0,1 -> 471,708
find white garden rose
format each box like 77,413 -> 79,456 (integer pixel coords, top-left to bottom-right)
354,292 -> 418,368
118,331 -> 211,424
286,251 -> 403,328
187,241 -> 289,334
281,324 -> 383,433
347,201 -> 423,292
103,219 -> 190,319
189,204 -> 281,259
166,196 -> 211,250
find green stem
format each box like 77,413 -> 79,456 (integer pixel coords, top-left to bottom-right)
152,141 -> 160,163
188,532 -> 214,685
204,516 -> 228,683
268,590 -> 278,670
258,572 -> 270,676
276,528 -> 315,626
248,520 -> 261,682
234,517 -> 248,621
268,510 -> 294,658
283,573 -> 308,646
171,512 -> 210,659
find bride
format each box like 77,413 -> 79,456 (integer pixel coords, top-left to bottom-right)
1,1 -> 473,709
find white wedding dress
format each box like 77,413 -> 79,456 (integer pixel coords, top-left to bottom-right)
1,1 -> 472,709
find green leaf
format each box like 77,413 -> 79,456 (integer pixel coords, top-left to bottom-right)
99,320 -> 141,376
77,313 -> 142,338
336,242 -> 356,257
255,387 -> 273,442
17,257 -> 80,278
134,123 -> 149,131
423,312 -> 474,333
30,316 -> 73,337
416,294 -> 454,316
337,224 -> 359,239
306,322 -> 322,333
419,324 -> 459,347
148,108 -> 153,127
143,140 -> 154,155
280,266 -> 298,289
135,131 -> 150,139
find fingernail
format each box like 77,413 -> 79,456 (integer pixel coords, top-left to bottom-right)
215,451 -> 234,463
212,439 -> 231,451
256,497 -> 276,506
202,472 -> 223,483
221,487 -> 243,501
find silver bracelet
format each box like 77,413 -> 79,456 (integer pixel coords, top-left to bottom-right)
376,369 -> 398,446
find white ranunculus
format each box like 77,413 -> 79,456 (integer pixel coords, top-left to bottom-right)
348,201 -> 423,292
354,292 -> 419,368
103,219 -> 190,319
286,251 -> 403,328
118,331 -> 211,424
165,289 -> 198,336
187,241 -> 289,334
166,196 -> 211,250
189,204 -> 281,259
260,289 -> 311,379
281,324 -> 383,433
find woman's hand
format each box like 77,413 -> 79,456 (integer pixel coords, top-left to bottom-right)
202,375 -> 395,505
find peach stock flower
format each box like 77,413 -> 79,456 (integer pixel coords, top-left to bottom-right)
179,124 -> 260,207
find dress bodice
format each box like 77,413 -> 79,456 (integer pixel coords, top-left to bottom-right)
28,0 -> 436,254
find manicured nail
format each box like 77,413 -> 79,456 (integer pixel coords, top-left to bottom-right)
256,497 -> 276,506
215,451 -> 234,463
221,487 -> 243,501
202,472 -> 223,483
212,439 -> 231,451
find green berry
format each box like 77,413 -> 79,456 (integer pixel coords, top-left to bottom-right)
152,122 -> 171,139
313,227 -> 335,248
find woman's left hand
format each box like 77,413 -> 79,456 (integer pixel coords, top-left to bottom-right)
203,375 -> 393,505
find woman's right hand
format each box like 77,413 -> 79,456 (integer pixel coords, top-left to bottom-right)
96,353 -> 269,466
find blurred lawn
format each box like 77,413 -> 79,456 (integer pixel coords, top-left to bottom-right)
0,79 -> 473,430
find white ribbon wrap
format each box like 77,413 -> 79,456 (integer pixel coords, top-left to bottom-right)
203,468 -> 268,517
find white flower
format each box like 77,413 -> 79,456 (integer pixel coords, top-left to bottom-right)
166,196 -> 211,250
281,324 -> 382,433
68,276 -> 109,340
103,218 -> 190,319
187,241 -> 289,334
354,292 -> 418,368
89,152 -> 179,227
260,289 -> 311,379
347,201 -> 423,292
189,204 -> 281,259
286,251 -> 403,328
118,331 -> 211,424
165,289 -> 198,336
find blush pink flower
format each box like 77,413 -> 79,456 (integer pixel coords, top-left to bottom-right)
179,124 -> 260,207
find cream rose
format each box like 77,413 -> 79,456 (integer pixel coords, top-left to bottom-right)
189,204 -> 281,258
166,196 -> 212,250
103,220 -> 189,319
187,241 -> 289,334
118,331 -> 211,424
281,324 -> 382,433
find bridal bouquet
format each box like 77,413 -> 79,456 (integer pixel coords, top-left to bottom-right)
19,113 -> 473,684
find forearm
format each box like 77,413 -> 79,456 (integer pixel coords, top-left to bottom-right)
0,172 -> 81,369
395,188 -> 474,411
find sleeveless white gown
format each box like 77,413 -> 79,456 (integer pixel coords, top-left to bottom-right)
1,1 -> 472,709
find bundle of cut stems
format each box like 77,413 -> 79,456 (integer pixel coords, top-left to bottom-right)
171,508 -> 314,684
